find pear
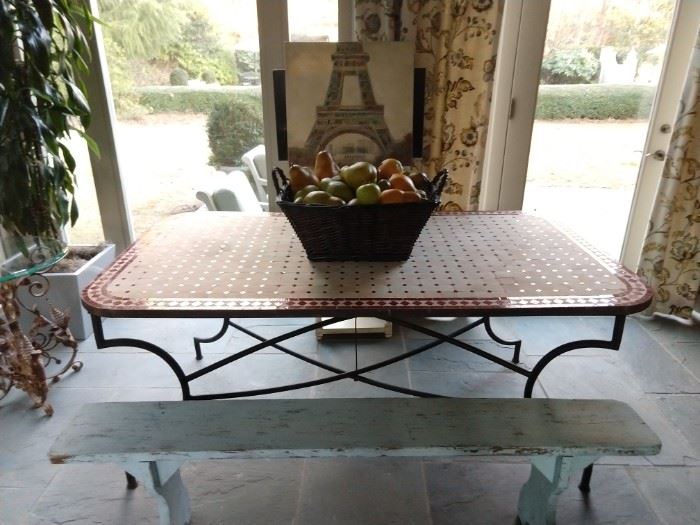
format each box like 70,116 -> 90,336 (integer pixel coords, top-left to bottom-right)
340,162 -> 377,190
289,164 -> 320,193
314,150 -> 339,181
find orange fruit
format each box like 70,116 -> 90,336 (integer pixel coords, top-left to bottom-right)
377,158 -> 403,180
402,191 -> 422,203
379,188 -> 404,204
389,173 -> 417,192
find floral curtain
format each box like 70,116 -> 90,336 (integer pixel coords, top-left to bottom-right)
355,0 -> 502,210
637,29 -> 700,320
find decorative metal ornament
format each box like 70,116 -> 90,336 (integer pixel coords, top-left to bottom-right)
0,275 -> 81,416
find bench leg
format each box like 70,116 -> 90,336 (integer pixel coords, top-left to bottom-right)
121,460 -> 191,525
578,463 -> 593,492
517,455 -> 598,525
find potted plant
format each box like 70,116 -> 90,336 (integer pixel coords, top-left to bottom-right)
1,0 -> 97,413
0,0 -> 94,270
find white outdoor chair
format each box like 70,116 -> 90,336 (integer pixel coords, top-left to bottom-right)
196,170 -> 264,212
241,144 -> 268,204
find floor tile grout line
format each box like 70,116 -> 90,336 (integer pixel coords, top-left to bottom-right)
291,458 -> 308,525
419,460 -> 434,525
624,465 -> 672,525
632,316 -> 700,384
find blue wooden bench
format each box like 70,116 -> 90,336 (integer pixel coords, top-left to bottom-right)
49,398 -> 660,525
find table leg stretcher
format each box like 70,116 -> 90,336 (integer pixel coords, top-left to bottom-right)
49,398 -> 660,525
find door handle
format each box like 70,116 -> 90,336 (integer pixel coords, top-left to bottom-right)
645,150 -> 666,161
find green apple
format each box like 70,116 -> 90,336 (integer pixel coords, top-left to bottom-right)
319,178 -> 333,191
303,191 -> 344,206
294,184 -> 319,200
340,161 -> 377,190
355,183 -> 381,205
326,180 -> 354,202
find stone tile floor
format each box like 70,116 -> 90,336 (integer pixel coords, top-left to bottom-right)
1,314 -> 698,524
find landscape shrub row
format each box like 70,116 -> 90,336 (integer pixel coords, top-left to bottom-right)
135,86 -> 261,114
137,84 -> 654,122
535,84 -> 655,120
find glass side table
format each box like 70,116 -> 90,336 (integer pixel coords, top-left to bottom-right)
1,240 -> 81,416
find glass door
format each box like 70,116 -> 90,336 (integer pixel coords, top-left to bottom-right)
521,0 -> 676,260
488,0 -> 700,267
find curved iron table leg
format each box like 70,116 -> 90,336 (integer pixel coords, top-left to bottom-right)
193,318 -> 231,360
523,315 -> 626,398
91,315 -> 192,400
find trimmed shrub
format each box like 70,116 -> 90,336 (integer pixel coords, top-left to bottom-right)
207,98 -> 264,166
541,49 -> 599,85
169,68 -> 189,86
135,86 -> 262,113
535,84 -> 655,120
201,69 -> 217,84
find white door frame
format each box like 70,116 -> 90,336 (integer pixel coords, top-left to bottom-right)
482,0 -> 700,270
480,0 -> 550,211
621,0 -> 700,269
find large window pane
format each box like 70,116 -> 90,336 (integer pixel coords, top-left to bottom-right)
98,0 -> 263,237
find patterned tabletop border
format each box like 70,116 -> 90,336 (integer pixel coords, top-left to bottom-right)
82,211 -> 652,317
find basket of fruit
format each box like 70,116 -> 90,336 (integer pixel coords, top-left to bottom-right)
272,152 -> 448,261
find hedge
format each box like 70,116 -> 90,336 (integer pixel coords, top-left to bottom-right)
135,86 -> 262,114
134,84 -> 654,120
535,84 -> 655,120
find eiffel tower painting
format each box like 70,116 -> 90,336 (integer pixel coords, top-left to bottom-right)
286,42 -> 414,167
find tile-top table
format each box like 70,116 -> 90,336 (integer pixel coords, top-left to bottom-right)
83,211 -> 652,400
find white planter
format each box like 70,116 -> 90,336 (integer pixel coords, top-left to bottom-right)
18,244 -> 115,340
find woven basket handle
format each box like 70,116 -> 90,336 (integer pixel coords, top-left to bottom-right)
431,169 -> 449,198
272,167 -> 288,197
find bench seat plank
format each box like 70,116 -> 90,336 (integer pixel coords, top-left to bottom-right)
50,398 -> 660,465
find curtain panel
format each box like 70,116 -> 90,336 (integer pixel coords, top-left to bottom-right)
638,28 -> 700,320
354,0 -> 502,211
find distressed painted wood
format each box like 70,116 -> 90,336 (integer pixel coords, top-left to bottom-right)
50,398 -> 659,463
49,398 -> 661,525
518,455 -> 599,525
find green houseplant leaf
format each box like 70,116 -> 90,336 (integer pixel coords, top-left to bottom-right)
0,0 -> 95,263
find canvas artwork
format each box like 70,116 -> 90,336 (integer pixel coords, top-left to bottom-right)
285,41 -> 414,167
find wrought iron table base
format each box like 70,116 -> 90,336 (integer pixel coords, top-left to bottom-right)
92,313 -> 625,492
92,314 -> 625,401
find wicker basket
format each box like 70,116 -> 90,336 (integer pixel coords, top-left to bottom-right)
272,167 -> 448,261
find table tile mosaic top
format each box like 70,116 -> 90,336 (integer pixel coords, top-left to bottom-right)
82,212 -> 652,317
